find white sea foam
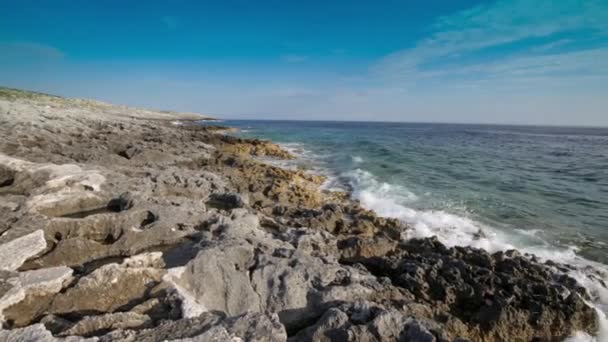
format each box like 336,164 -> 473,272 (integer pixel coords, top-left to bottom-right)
352,155 -> 364,163
263,136 -> 608,340
342,167 -> 608,341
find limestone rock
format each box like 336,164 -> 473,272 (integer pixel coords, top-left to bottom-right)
168,241 -> 260,316
60,312 -> 152,337
98,311 -> 286,342
0,230 -> 47,271
0,323 -> 97,342
50,263 -> 163,315
1,267 -> 73,325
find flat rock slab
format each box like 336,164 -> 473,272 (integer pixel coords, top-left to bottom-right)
61,312 -> 151,337
0,323 -> 97,342
50,262 -> 163,315
0,266 -> 73,324
0,230 -> 47,271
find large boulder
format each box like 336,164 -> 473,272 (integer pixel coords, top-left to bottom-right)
165,241 -> 261,316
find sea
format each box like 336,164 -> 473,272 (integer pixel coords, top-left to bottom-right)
213,120 -> 608,341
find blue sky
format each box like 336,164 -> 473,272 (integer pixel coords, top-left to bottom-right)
1,0 -> 607,125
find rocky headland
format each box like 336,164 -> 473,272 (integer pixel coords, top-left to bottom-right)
0,87 -> 601,341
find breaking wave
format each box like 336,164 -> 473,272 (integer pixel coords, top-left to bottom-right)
338,168 -> 608,341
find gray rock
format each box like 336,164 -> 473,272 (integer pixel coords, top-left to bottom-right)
0,266 -> 73,323
98,311 -> 286,342
402,320 -> 436,342
50,262 -> 163,315
207,192 -> 248,210
60,312 -> 152,337
168,241 -> 260,316
290,308 -> 350,342
0,230 -> 47,271
0,323 -> 97,341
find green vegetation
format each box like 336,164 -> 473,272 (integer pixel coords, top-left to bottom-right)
0,86 -> 61,101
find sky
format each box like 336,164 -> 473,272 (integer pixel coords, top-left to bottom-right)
1,0 -> 607,126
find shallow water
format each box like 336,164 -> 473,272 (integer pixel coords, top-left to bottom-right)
215,120 -> 608,340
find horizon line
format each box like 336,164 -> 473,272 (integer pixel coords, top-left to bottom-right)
216,117 -> 608,130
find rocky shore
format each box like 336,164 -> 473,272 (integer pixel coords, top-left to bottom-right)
0,87 -> 600,341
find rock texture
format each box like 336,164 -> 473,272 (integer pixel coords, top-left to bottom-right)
0,230 -> 47,271
0,87 -> 602,341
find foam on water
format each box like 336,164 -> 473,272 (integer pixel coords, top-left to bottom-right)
341,168 -> 608,340
256,133 -> 608,341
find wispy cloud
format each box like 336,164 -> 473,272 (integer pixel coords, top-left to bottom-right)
0,42 -> 64,60
281,54 -> 308,63
373,0 -> 608,91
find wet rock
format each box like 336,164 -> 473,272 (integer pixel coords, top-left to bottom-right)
349,237 -> 598,341
0,90 -> 601,342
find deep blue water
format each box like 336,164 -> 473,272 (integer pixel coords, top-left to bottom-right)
216,120 -> 608,265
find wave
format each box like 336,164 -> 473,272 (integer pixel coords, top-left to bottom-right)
341,168 -> 608,341
351,155 -> 364,163
267,136 -> 608,340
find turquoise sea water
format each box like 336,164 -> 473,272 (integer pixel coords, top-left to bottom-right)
215,120 -> 608,339
223,120 -> 608,265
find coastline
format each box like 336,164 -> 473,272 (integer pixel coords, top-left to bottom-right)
0,88 -> 604,341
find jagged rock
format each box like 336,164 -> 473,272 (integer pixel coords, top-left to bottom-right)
98,311 -> 286,342
0,90 -> 602,342
291,303 -> 442,342
0,165 -> 15,187
0,323 -> 97,341
402,320 -> 437,342
290,307 -> 350,341
2,266 -> 74,325
251,248 -> 382,332
31,238 -> 110,269
107,192 -> 134,212
60,312 -> 152,337
117,145 -> 141,160
206,192 -> 248,210
49,262 -> 163,315
0,230 -> 47,271
167,241 -> 260,316
338,236 -> 397,261
345,237 -> 598,341
40,314 -> 74,334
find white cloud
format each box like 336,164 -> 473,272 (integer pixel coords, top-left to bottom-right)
373,0 -> 608,91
